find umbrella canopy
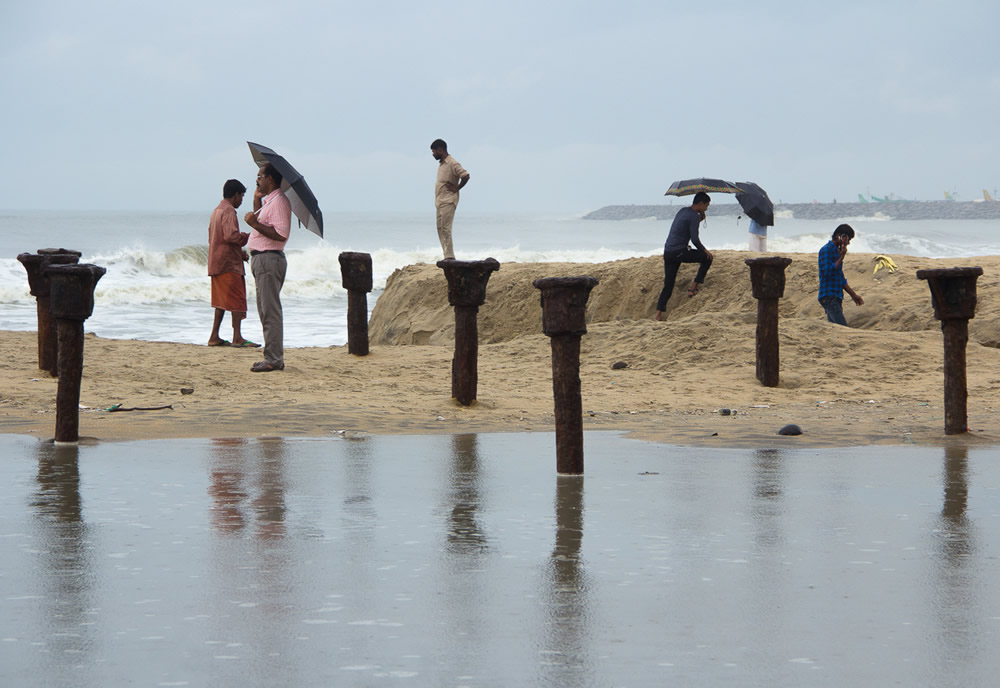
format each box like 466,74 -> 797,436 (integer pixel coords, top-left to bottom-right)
664,178 -> 745,196
734,181 -> 775,226
247,141 -> 324,238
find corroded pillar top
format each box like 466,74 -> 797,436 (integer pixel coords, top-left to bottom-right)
437,258 -> 501,307
17,251 -> 82,296
745,256 -> 793,300
38,248 -> 83,258
339,251 -> 374,292
916,267 -> 983,321
46,263 -> 107,321
533,276 -> 600,336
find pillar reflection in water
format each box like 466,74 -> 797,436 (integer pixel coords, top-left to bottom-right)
538,475 -> 594,683
31,442 -> 96,670
751,448 -> 786,544
342,435 -> 377,545
929,445 -> 983,671
446,433 -> 489,555
747,448 -> 788,641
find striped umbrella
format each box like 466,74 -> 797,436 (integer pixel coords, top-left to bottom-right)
664,178 -> 745,196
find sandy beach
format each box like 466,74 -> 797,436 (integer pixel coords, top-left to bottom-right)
2,250 -> 999,447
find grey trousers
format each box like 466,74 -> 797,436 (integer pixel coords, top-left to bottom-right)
251,252 -> 287,365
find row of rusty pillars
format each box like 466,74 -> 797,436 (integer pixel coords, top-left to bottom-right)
437,259 -> 501,406
17,249 -> 83,377
339,252 -> 374,356
48,263 -> 106,444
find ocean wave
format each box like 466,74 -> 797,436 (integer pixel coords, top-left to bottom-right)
92,244 -> 210,279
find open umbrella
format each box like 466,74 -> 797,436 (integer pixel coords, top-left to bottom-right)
734,181 -> 775,226
664,178 -> 745,196
247,141 -> 324,238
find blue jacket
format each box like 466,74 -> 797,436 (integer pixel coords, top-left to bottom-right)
663,207 -> 705,255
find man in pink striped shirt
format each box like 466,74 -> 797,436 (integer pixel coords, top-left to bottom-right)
243,163 -> 291,372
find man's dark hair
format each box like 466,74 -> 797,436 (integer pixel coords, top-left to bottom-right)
430,138 -> 448,151
223,179 -> 246,199
262,163 -> 283,187
693,191 -> 711,205
833,223 -> 855,239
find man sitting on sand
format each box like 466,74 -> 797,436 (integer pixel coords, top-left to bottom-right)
654,192 -> 714,321
207,179 -> 258,348
817,223 -> 864,326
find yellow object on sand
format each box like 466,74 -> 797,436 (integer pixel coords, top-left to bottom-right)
873,254 -> 898,275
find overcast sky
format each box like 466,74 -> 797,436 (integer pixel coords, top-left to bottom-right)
3,0 -> 998,213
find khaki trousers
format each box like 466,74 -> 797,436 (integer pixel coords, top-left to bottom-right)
436,203 -> 457,259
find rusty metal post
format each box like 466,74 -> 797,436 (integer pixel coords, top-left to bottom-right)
16,249 -> 82,376
533,276 -> 599,475
745,256 -> 792,387
916,267 -> 983,435
437,258 -> 501,406
338,252 -> 374,356
46,263 -> 106,444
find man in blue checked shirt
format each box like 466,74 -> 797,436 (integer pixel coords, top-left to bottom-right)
817,224 -> 864,326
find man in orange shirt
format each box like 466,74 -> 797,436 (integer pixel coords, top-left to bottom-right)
207,179 -> 258,347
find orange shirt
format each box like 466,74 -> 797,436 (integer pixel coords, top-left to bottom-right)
207,200 -> 249,276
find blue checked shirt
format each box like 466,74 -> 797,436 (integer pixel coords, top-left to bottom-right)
817,240 -> 847,301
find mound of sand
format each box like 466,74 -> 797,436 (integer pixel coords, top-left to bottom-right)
369,252 -> 1000,348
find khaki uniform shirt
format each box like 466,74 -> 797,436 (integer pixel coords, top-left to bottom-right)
435,155 -> 468,208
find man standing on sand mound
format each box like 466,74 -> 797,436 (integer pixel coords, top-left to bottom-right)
431,138 -> 470,260
654,191 -> 714,321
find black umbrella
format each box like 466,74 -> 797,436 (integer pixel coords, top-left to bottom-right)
734,181 -> 775,226
664,178 -> 745,196
247,141 -> 324,238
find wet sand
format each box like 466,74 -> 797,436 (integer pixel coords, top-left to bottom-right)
2,432 -> 998,687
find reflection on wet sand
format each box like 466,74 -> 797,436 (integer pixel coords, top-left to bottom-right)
205,437 -> 299,684
929,445 -> 984,676
30,442 -> 95,679
208,438 -> 249,533
342,434 -> 376,544
538,475 -> 594,683
446,433 -> 489,555
3,433 -> 1000,687
208,437 -> 287,539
